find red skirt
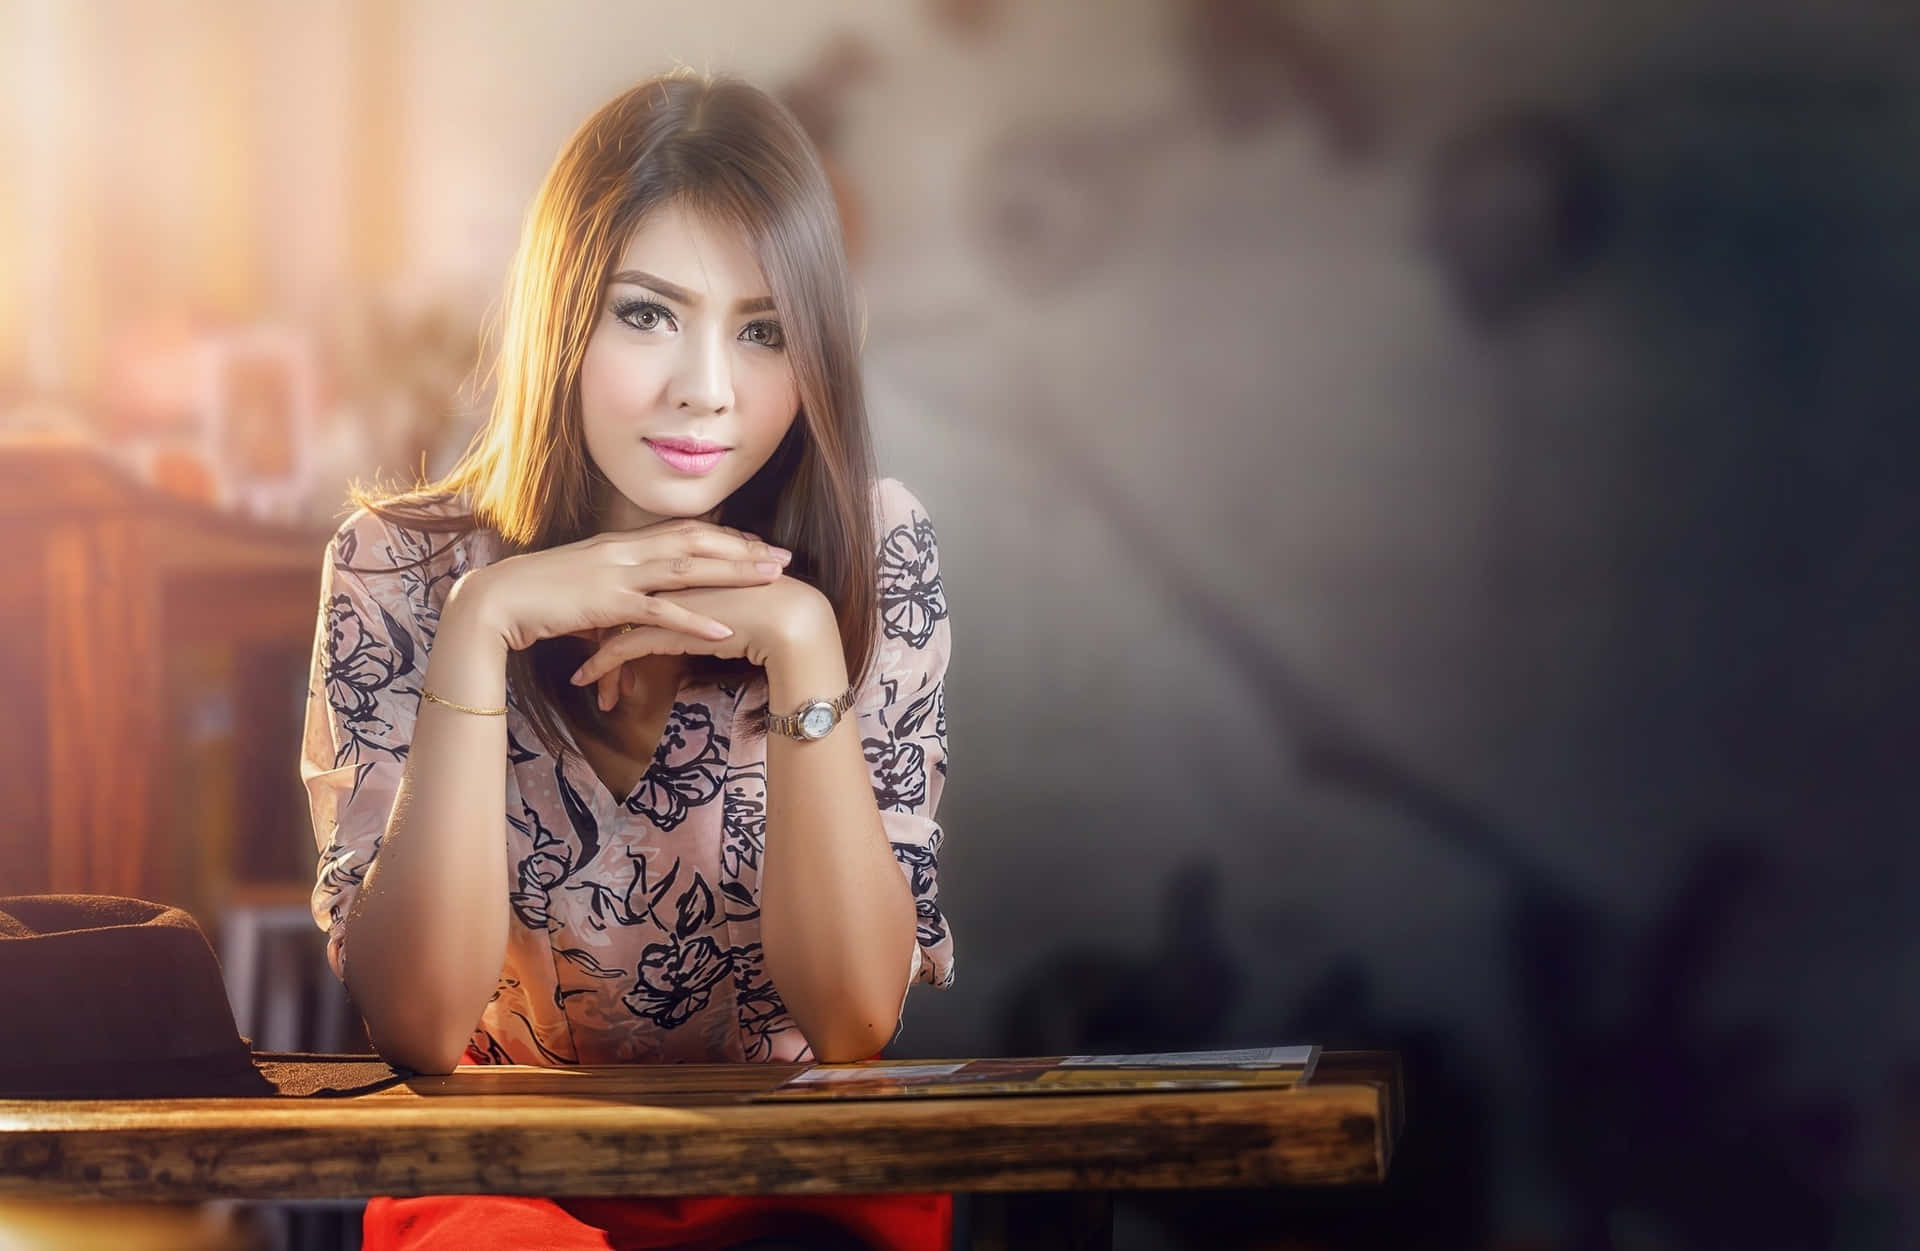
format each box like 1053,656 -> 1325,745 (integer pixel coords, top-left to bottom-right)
360,1044 -> 953,1251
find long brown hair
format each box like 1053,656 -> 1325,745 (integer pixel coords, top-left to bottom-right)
345,71 -> 879,759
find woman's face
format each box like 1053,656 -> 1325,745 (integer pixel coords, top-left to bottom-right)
579,200 -> 800,531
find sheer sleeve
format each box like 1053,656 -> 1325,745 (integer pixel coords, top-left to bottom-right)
857,480 -> 956,1032
299,510 -> 424,987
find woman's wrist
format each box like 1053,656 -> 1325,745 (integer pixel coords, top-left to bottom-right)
425,573 -> 512,707
443,568 -> 513,652
764,612 -> 850,710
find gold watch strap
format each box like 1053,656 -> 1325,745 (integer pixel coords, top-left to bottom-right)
768,687 -> 856,737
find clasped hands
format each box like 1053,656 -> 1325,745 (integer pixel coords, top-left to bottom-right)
461,516 -> 838,713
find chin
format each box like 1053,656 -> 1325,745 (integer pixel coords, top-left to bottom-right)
609,475 -> 736,521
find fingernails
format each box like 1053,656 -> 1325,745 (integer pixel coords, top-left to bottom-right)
768,546 -> 793,563
706,623 -> 735,638
570,667 -> 588,685
755,561 -> 782,574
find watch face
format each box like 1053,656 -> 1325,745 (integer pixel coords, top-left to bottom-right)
799,704 -> 836,739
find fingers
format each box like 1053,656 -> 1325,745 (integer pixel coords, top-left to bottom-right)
572,626 -> 727,689
592,660 -> 645,713
622,595 -> 738,641
631,554 -> 788,594
594,660 -> 645,713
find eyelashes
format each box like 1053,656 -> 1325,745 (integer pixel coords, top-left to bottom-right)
610,294 -> 785,351
611,296 -> 673,333
740,320 -> 785,349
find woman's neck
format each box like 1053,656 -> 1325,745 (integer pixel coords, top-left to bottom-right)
571,653 -> 686,769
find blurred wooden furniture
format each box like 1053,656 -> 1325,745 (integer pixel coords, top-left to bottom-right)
0,437 -> 330,916
0,1052 -> 1400,1251
219,881 -> 359,1054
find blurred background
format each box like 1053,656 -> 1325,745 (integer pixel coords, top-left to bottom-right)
4,1 -> 1918,1248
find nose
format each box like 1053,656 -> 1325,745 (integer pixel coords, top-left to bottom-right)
669,324 -> 734,415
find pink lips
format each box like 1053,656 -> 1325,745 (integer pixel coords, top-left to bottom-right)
644,436 -> 730,475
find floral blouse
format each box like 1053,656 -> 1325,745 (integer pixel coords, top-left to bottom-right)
300,477 -> 953,1065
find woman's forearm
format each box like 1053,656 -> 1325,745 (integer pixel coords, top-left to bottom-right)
341,578 -> 512,1074
760,633 -> 919,1062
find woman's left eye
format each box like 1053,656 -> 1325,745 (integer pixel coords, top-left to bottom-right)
741,321 -> 785,349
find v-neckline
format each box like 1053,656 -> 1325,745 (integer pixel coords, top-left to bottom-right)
544,671 -> 758,814
565,672 -> 691,810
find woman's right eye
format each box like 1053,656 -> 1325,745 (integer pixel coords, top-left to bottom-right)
613,298 -> 674,332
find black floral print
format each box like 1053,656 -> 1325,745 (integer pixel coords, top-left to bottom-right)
878,515 -> 948,648
625,932 -> 733,1029
322,586 -> 413,767
625,702 -> 728,828
728,939 -> 803,1062
624,868 -> 729,1029
507,798 -> 570,932
569,845 -> 677,934
914,895 -> 950,953
720,762 -> 767,891
864,736 -> 929,813
391,528 -> 464,646
301,479 -> 955,1064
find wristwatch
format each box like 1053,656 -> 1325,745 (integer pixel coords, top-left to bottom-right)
768,688 -> 856,741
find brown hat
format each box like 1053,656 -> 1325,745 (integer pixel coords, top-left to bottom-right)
0,894 -> 408,1099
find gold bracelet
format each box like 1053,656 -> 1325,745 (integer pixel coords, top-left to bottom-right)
420,687 -> 507,717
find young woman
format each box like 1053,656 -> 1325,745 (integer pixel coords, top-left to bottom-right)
300,73 -> 954,1251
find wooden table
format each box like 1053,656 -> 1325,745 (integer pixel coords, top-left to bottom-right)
0,1052 -> 1400,1250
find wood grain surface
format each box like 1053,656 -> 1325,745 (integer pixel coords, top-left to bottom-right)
0,1053 -> 1399,1202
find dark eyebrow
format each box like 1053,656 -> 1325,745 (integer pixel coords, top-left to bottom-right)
609,269 -> 776,315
